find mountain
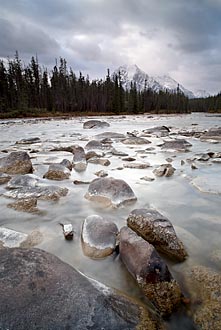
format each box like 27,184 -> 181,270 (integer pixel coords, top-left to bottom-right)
194,89 -> 210,98
114,64 -> 196,98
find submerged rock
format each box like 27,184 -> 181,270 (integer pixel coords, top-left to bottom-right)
73,146 -> 87,171
127,208 -> 187,261
159,139 -> 192,151
0,227 -> 28,248
0,151 -> 33,174
0,248 -> 165,330
43,164 -> 71,180
7,198 -> 39,213
153,164 -> 176,177
185,265 -> 221,330
119,227 -> 182,316
121,137 -> 151,145
85,177 -> 137,208
81,215 -> 118,258
191,176 -> 221,195
83,119 -> 110,129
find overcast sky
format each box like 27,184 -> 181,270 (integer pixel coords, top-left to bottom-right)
0,0 -> 221,94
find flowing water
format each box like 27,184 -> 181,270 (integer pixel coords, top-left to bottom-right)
0,113 -> 221,329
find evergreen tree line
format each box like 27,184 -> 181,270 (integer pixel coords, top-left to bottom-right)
189,93 -> 221,113
0,53 -> 191,116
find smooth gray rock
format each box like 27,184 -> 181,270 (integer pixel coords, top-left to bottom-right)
94,132 -> 125,140
0,228 -> 28,248
127,209 -> 187,261
6,174 -> 40,189
83,120 -> 110,129
85,150 -> 104,160
85,177 -> 137,208
119,227 -> 182,316
0,248 -> 165,330
142,126 -> 170,137
60,159 -> 72,171
0,151 -> 33,174
81,215 -> 119,258
43,164 -> 71,180
85,140 -> 112,151
159,139 -> 192,151
121,137 -> 151,145
200,127 -> 221,141
73,146 -> 87,171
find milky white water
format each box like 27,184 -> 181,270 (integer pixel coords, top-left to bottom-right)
0,113 -> 221,329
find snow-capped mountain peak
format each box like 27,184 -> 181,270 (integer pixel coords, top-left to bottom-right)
114,64 -> 196,98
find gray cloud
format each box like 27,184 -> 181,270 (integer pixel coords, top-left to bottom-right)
0,0 -> 221,93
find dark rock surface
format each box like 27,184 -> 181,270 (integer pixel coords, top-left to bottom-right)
0,151 -> 33,174
16,137 -> 41,144
127,209 -> 187,261
81,215 -> 119,258
85,177 -> 137,208
0,248 -> 165,330
60,159 -> 72,170
119,227 -> 182,316
83,120 -> 110,129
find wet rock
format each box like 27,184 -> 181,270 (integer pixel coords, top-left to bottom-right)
0,248 -> 165,330
50,145 -> 76,154
191,176 -> 221,195
142,126 -> 170,137
4,185 -> 68,201
127,208 -> 187,261
60,159 -> 72,171
60,223 -> 74,240
94,132 -> 125,140
122,157 -> 136,162
73,180 -> 91,185
180,160 -> 185,165
166,158 -> 173,163
153,164 -> 176,177
111,148 -> 129,157
7,198 -> 39,213
83,119 -> 110,129
85,177 -> 137,208
16,137 -> 41,144
0,151 -> 33,174
200,127 -> 221,141
123,162 -> 150,169
20,230 -> 43,248
184,265 -> 221,330
81,215 -> 118,258
73,146 -> 87,171
121,137 -> 151,145
94,170 -> 108,177
85,140 -> 112,151
210,249 -> 221,267
0,227 -> 28,248
119,226 -> 182,316
85,150 -> 104,160
140,176 -> 155,182
6,174 -> 40,189
0,173 -> 11,185
191,163 -> 198,170
88,158 -> 110,166
197,154 -> 210,161
43,164 -> 71,180
159,139 -> 192,151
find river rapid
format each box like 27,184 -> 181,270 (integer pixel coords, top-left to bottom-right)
0,112 -> 221,329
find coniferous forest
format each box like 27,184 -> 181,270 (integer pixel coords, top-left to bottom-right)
0,53 -> 220,118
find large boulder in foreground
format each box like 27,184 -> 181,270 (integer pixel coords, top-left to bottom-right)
0,151 -> 33,174
85,177 -> 137,208
81,215 -> 119,258
83,120 -> 110,129
120,227 -> 182,317
184,265 -> 221,330
127,209 -> 187,261
0,248 -> 165,330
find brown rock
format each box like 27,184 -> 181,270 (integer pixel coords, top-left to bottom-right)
0,151 -> 33,174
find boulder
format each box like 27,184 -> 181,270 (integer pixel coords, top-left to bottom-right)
142,126 -> 170,137
111,148 -> 129,156
85,150 -> 104,160
0,228 -> 28,248
60,159 -> 72,171
200,127 -> 221,141
85,140 -> 112,151
127,209 -> 187,261
0,248 -> 165,330
6,174 -> 40,189
81,215 -> 118,258
119,227 -> 182,316
94,170 -> 108,177
184,265 -> 221,330
159,139 -> 192,151
121,137 -> 151,145
153,164 -> 176,177
7,198 -> 39,213
16,137 -> 41,144
43,164 -> 71,180
123,162 -> 150,169
4,186 -> 68,201
0,151 -> 33,174
88,158 -> 110,166
85,177 -> 137,208
83,120 -> 110,129
73,146 -> 87,171
0,173 -> 11,185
